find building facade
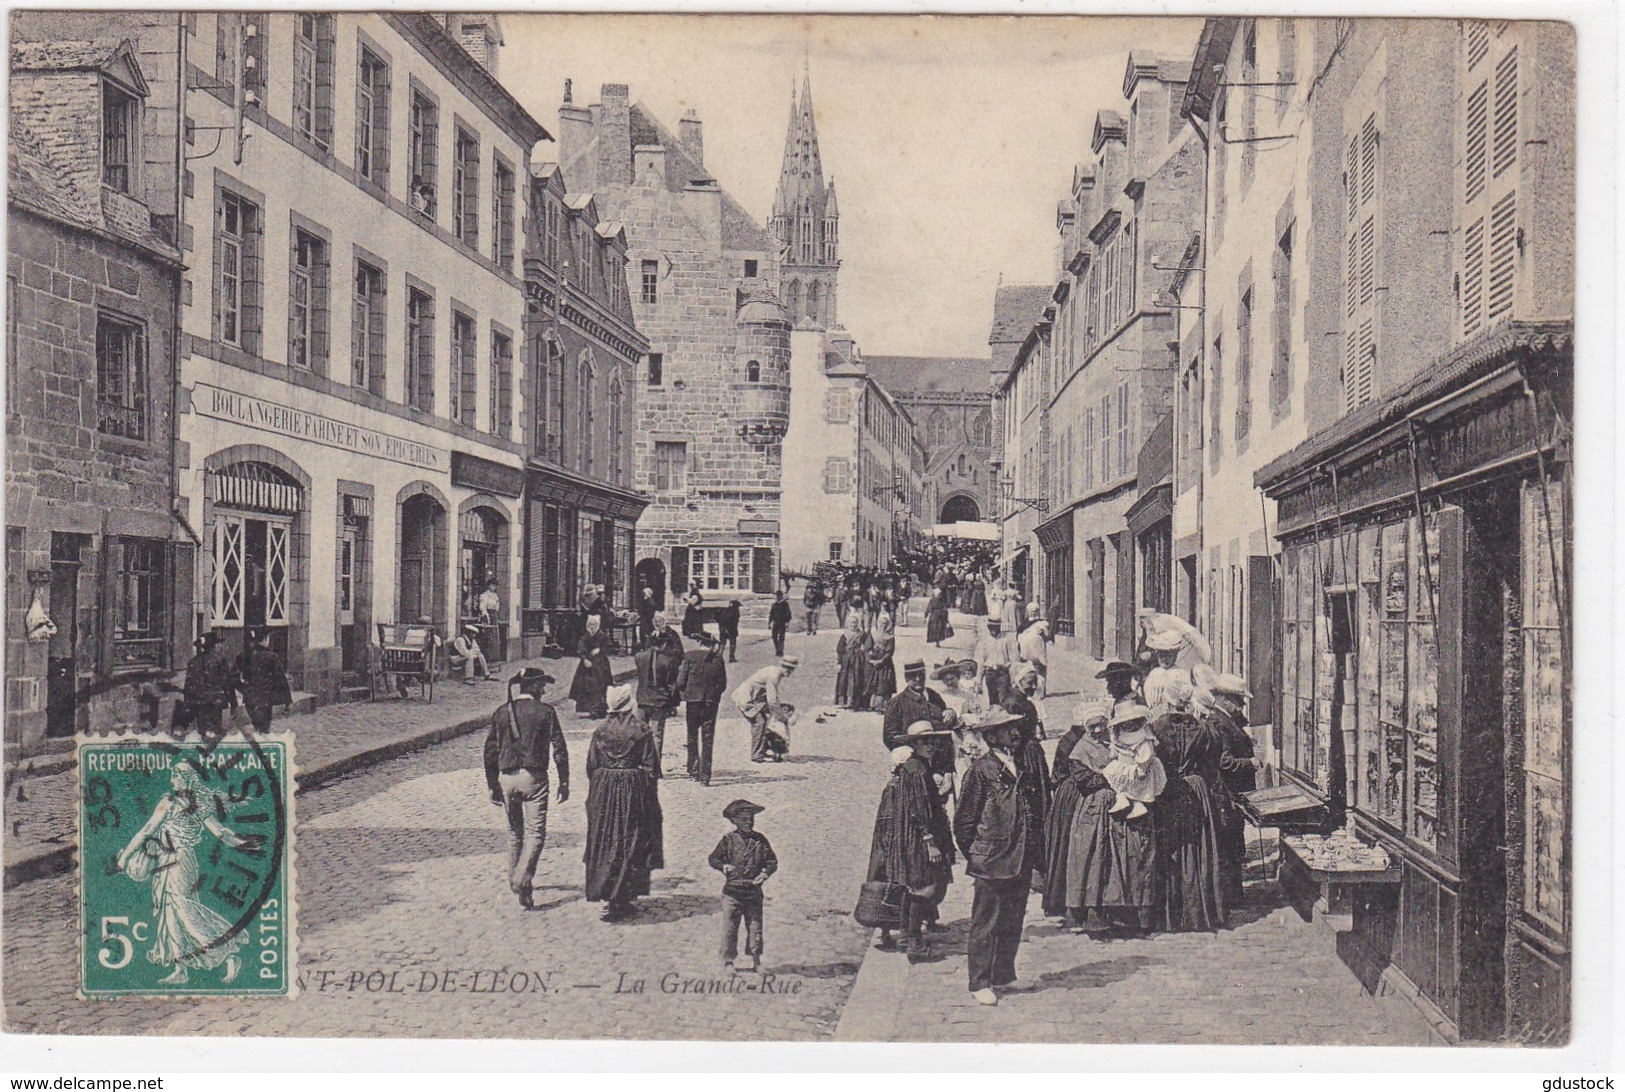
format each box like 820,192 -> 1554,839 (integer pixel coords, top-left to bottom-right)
519,163 -> 649,648
863,356 -> 997,529
557,83 -> 787,611
993,308 -> 1052,615
6,35 -> 186,753
1245,19 -> 1573,1043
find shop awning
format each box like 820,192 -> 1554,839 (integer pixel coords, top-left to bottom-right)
997,542 -> 1030,567
929,521 -> 1001,541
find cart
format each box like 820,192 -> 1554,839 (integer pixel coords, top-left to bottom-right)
375,622 -> 437,702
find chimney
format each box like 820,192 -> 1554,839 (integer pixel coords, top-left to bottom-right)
633,144 -> 667,189
556,80 -> 594,187
684,178 -> 722,245
679,108 -> 703,168
453,14 -> 502,79
597,83 -> 633,189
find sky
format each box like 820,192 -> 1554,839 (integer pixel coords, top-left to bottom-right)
500,14 -> 1203,359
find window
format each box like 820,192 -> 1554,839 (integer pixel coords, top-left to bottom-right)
824,389 -> 851,423
450,311 -> 477,427
355,48 -> 389,185
96,314 -> 147,440
541,198 -> 562,268
351,260 -> 384,392
1276,19 -> 1297,118
1520,480 -> 1566,930
640,259 -> 659,304
745,359 -> 761,384
654,441 -> 687,492
1240,21 -> 1258,190
577,353 -> 595,475
1235,284 -> 1253,443
744,259 -> 758,278
1270,217 -> 1294,415
111,537 -> 166,667
646,352 -> 663,387
453,126 -> 480,247
1116,382 -> 1133,478
492,157 -> 515,269
691,546 -> 753,593
490,330 -> 513,438
1461,33 -> 1519,339
823,457 -> 852,493
405,287 -> 434,412
215,13 -> 238,93
829,541 -> 843,562
1343,112 -> 1379,411
409,91 -> 438,218
102,82 -> 138,193
607,372 -> 624,484
288,227 -> 328,371
289,15 -> 334,148
546,339 -> 565,461
1081,407 -> 1096,490
216,190 -> 262,353
534,338 -> 564,462
1099,393 -> 1114,484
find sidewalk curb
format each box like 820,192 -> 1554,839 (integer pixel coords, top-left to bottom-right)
2,666 -> 635,888
832,930 -> 910,1042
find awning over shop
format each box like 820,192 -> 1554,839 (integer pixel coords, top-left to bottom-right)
997,542 -> 1030,567
929,521 -> 1000,541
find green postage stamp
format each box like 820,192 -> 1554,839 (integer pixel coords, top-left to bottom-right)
77,735 -> 295,998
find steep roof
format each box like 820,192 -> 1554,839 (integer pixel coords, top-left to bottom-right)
988,284 -> 1052,346
864,355 -> 994,396
628,102 -> 775,252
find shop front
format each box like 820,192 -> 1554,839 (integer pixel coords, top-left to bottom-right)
450,452 -> 526,665
1035,512 -> 1074,637
1257,322 -> 1571,1043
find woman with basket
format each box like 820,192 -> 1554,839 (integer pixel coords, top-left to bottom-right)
859,721 -> 956,961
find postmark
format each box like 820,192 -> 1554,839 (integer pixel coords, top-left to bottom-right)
77,733 -> 295,999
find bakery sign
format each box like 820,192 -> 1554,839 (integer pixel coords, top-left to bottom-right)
450,451 -> 525,497
193,384 -> 447,471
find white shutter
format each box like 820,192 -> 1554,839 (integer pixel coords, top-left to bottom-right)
1464,80 -> 1489,203
1356,320 -> 1375,408
1344,329 -> 1359,412
1492,47 -> 1518,179
1462,216 -> 1485,336
1465,20 -> 1490,70
1358,217 -> 1376,308
1486,190 -> 1518,321
213,515 -> 245,626
266,522 -> 290,625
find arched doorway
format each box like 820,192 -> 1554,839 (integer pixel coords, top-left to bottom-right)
940,493 -> 982,524
459,500 -> 510,662
398,487 -> 449,634
635,557 -> 666,610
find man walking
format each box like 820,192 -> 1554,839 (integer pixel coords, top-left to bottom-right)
483,668 -> 570,910
182,632 -> 235,743
954,707 -> 1041,1006
802,580 -> 824,635
719,600 -> 742,663
974,618 -> 1015,707
235,628 -> 291,735
732,656 -> 798,764
675,631 -> 729,785
768,590 -> 793,657
634,613 -> 684,777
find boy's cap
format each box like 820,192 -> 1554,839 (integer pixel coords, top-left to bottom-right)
723,799 -> 766,820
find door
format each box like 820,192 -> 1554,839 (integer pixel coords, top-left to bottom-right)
213,513 -> 292,661
45,534 -> 85,738
339,522 -> 362,675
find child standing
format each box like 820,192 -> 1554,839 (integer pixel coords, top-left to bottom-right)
1102,704 -> 1167,819
709,799 -> 778,972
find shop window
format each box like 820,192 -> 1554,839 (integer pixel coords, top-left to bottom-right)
96,314 -> 147,440
1520,479 -> 1566,930
110,537 -> 166,670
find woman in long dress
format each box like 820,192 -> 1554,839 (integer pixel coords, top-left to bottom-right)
865,728 -> 955,960
1001,663 -> 1052,889
117,764 -> 259,985
569,614 -> 614,718
1152,678 -> 1227,931
1043,702 -> 1112,920
584,686 -> 664,921
835,613 -> 869,708
864,613 -> 898,711
1066,699 -> 1162,936
924,590 -> 951,647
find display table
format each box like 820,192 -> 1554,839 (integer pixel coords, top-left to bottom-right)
1279,828 -> 1401,930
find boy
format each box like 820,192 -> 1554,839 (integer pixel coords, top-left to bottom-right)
708,799 -> 778,972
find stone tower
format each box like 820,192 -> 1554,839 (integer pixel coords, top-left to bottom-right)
770,61 -> 839,330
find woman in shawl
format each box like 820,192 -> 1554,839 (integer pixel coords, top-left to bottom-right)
924,588 -> 952,647
864,613 -> 899,712
835,612 -> 870,709
1065,701 -> 1162,937
998,583 -> 1022,633
117,763 -> 261,985
584,685 -> 664,921
865,724 -> 955,960
1000,662 -> 1052,888
1151,676 -> 1226,931
568,613 -> 614,718
1043,702 -> 1112,921
964,571 -> 987,617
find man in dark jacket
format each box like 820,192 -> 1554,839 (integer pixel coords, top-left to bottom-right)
634,613 -> 684,778
882,661 -> 958,772
718,600 -> 742,663
235,628 -> 291,735
182,632 -> 235,743
802,580 -> 824,635
954,707 -> 1039,1006
768,591 -> 793,656
483,668 -> 570,910
675,631 -> 729,785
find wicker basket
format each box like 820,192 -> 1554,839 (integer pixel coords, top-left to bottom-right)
853,880 -> 907,929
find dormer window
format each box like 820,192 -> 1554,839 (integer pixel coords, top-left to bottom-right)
102,81 -> 138,193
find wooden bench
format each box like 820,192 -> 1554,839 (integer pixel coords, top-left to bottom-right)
375,623 -> 437,702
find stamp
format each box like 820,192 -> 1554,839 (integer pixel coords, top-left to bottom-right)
77,734 -> 295,999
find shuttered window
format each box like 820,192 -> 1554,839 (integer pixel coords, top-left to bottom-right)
405,286 -> 434,412
1460,28 -> 1520,338
1116,381 -> 1133,478
356,47 -> 390,186
1235,283 -> 1253,444
490,330 -> 513,439
453,126 -> 480,249
1081,407 -> 1096,490
451,311 -> 477,428
822,457 -> 852,493
1343,110 -> 1379,413
291,14 -> 335,150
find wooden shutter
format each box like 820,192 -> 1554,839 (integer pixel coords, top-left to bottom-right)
168,542 -> 196,671
1486,191 -> 1518,321
752,548 -> 776,595
1464,80 -> 1489,204
242,204 -> 264,356
416,300 -> 435,411
1246,554 -> 1277,727
366,275 -> 386,397
1491,47 -> 1518,179
373,62 -> 391,185
461,135 -> 480,248
669,547 -> 688,596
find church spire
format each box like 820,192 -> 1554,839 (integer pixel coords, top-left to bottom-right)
770,57 -> 838,329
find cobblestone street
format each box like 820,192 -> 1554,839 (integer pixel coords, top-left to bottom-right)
5,615 -> 1434,1043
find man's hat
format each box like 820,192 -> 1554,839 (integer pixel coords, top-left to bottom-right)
931,660 -> 963,681
463,623 -> 481,636
971,707 -> 1023,731
1147,630 -> 1184,652
510,667 -> 556,689
1095,660 -> 1136,679
902,659 -> 927,677
779,655 -> 801,671
606,685 -> 634,713
1211,673 -> 1252,699
904,719 -> 952,739
723,799 -> 766,820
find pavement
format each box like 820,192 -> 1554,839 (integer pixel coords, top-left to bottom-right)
1,607 -> 1440,1044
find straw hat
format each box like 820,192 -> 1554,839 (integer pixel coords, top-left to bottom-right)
605,685 -> 634,713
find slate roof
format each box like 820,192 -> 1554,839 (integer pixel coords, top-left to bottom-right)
864,355 -> 994,396
988,284 -> 1052,346
629,103 -> 775,252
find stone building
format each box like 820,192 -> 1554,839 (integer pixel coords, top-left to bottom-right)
863,356 -> 997,529
771,64 -> 840,330
6,37 -> 185,753
519,161 -> 649,649
556,82 -> 787,610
